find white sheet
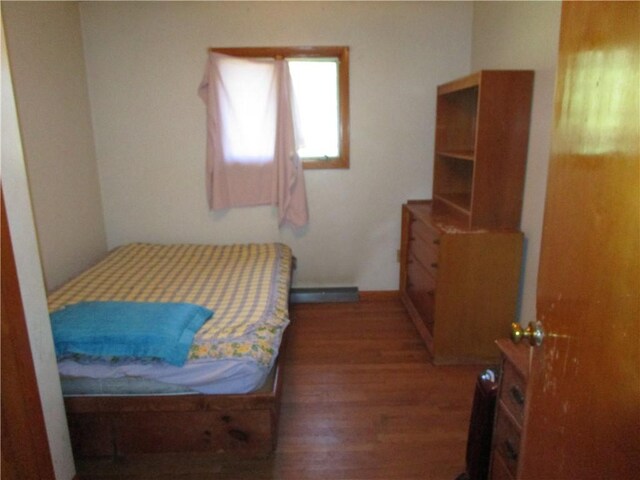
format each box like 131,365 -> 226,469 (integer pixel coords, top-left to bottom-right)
58,356 -> 270,395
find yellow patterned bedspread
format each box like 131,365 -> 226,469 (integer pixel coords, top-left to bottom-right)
48,243 -> 292,365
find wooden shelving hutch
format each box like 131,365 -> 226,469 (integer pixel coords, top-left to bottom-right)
433,70 -> 534,230
400,70 -> 534,364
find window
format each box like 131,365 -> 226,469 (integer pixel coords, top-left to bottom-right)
209,47 -> 350,169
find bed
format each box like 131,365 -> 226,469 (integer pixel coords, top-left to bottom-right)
48,242 -> 293,458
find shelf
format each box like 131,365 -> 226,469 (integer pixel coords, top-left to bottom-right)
433,193 -> 472,215
437,72 -> 480,96
435,86 -> 478,156
433,154 -> 473,219
436,149 -> 475,161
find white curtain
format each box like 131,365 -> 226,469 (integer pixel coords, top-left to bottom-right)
198,53 -> 308,228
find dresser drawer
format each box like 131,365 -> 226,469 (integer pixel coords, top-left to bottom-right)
406,252 -> 436,333
409,219 -> 440,276
499,358 -> 527,427
492,403 -> 521,478
411,216 -> 441,247
409,236 -> 439,279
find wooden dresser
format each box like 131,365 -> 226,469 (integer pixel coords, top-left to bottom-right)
400,201 -> 523,364
399,70 -> 533,364
490,339 -> 531,479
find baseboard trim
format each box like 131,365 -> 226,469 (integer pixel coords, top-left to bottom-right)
359,290 -> 400,301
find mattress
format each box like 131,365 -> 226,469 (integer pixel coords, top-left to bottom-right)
48,242 -> 292,395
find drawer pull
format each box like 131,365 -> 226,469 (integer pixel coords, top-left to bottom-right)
503,440 -> 519,461
509,385 -> 525,406
433,238 -> 440,245
430,262 -> 438,269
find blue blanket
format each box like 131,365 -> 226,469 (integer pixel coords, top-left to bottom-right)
50,301 -> 213,366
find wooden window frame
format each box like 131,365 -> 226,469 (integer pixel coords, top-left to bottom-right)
208,46 -> 350,170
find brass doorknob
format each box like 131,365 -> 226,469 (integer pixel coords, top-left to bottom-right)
511,321 -> 544,346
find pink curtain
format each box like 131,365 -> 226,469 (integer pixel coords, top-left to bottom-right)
198,53 -> 308,228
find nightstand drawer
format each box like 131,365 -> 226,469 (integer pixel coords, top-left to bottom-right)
499,359 -> 527,427
493,403 -> 521,478
490,450 -> 515,480
490,340 -> 530,480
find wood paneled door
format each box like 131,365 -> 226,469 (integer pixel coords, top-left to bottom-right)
519,2 -> 639,478
1,188 -> 56,479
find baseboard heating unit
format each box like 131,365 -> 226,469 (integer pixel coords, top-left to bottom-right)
290,287 -> 359,304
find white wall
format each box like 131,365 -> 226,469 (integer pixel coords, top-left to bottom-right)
1,22 -> 76,480
471,1 -> 562,323
2,1 -> 107,292
79,1 -> 473,290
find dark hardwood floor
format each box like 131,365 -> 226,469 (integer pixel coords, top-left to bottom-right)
77,296 -> 485,479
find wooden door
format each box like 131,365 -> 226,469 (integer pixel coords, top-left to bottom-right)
1,188 -> 56,479
519,2 -> 639,479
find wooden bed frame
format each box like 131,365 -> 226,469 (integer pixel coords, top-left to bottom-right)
64,328 -> 289,460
